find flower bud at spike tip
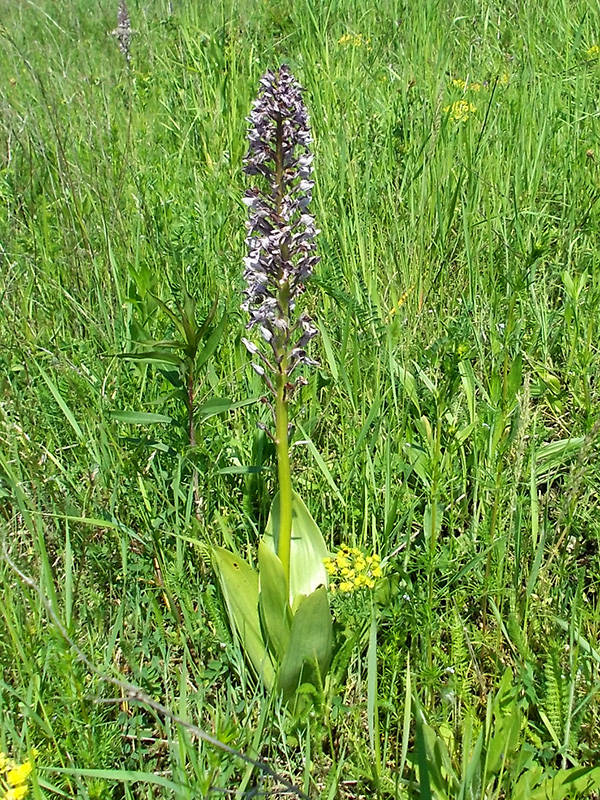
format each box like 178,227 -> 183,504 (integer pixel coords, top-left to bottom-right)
242,65 -> 319,382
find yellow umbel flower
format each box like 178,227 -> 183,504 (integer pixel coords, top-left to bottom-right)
586,44 -> 600,58
451,78 -> 482,92
338,33 -> 371,48
324,546 -> 383,593
443,100 -> 476,122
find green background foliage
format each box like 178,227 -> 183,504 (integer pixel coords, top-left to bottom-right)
1,0 -> 599,796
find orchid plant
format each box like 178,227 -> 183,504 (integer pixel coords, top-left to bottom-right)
213,66 -> 334,699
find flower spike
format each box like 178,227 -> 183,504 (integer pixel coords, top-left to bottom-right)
242,65 -> 320,383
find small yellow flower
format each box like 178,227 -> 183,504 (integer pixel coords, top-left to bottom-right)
586,44 -> 600,59
324,545 -> 383,594
451,78 -> 482,92
5,785 -> 29,800
6,761 -> 32,786
498,71 -> 510,85
338,32 -> 371,48
444,100 -> 476,122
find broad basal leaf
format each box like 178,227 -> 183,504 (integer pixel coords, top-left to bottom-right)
212,547 -> 275,689
277,586 -> 333,697
529,766 -> 600,800
264,491 -> 328,607
258,541 -> 291,659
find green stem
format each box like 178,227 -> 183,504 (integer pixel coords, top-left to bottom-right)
273,109 -> 293,588
275,370 -> 293,590
187,360 -> 201,523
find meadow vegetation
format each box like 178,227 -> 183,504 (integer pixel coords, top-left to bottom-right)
1,0 -> 600,796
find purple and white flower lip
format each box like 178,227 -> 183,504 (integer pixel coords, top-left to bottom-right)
242,65 -> 319,389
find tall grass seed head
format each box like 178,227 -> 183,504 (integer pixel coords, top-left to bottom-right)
242,65 -> 319,387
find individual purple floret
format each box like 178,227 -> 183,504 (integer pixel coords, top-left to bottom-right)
242,65 -> 320,391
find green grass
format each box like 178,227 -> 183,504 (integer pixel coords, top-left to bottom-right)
1,0 -> 600,796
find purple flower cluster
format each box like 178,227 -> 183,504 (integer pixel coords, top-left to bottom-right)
242,66 -> 319,390
112,0 -> 132,63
